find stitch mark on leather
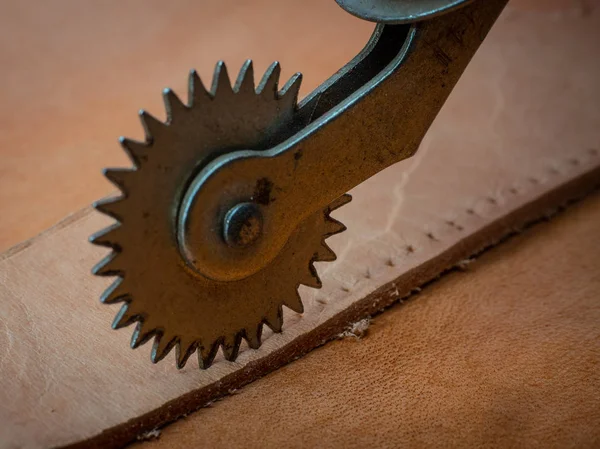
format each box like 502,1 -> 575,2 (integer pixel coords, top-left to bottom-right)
405,244 -> 415,254
569,158 -> 580,166
486,197 -> 498,205
341,286 -> 351,292
509,187 -> 519,195
386,257 -> 396,267
364,269 -> 372,279
528,177 -> 540,185
589,148 -> 598,156
466,208 -> 476,216
444,220 -> 464,231
426,232 -> 438,241
548,166 -> 560,175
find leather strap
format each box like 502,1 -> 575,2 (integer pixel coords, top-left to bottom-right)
133,192 -> 600,449
1,2 -> 599,448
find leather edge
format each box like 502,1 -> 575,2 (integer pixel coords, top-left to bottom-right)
62,165 -> 600,449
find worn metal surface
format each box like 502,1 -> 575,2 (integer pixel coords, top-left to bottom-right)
180,0 -> 508,285
335,0 -> 472,24
91,0 -> 507,368
90,62 -> 351,368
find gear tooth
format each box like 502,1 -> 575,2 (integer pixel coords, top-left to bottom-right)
211,61 -> 233,96
175,338 -> 198,369
103,168 -> 135,193
264,306 -> 284,333
300,263 -> 322,289
93,56 -> 328,370
138,109 -> 166,141
198,341 -> 220,369
93,196 -> 127,221
89,223 -> 122,249
188,69 -> 211,106
328,193 -> 352,212
243,324 -> 263,350
257,61 -> 281,98
99,277 -> 129,304
119,137 -> 149,168
283,289 -> 304,314
162,88 -> 186,123
151,333 -> 177,364
131,321 -> 156,349
233,59 -> 254,94
92,252 -> 123,277
316,241 -> 337,262
221,334 -> 242,362
278,72 -> 302,106
324,216 -> 347,237
112,303 -> 139,330
324,194 -> 351,237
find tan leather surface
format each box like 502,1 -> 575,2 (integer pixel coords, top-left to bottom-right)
1,1 -> 600,448
136,192 -> 600,449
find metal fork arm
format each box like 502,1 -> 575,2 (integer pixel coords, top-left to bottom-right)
178,0 -> 508,280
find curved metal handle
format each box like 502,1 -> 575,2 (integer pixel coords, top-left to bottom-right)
335,0 -> 473,24
176,0 -> 508,281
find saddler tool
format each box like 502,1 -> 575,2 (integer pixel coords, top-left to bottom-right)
90,0 -> 508,369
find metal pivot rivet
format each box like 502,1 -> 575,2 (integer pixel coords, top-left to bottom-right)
223,202 -> 263,248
